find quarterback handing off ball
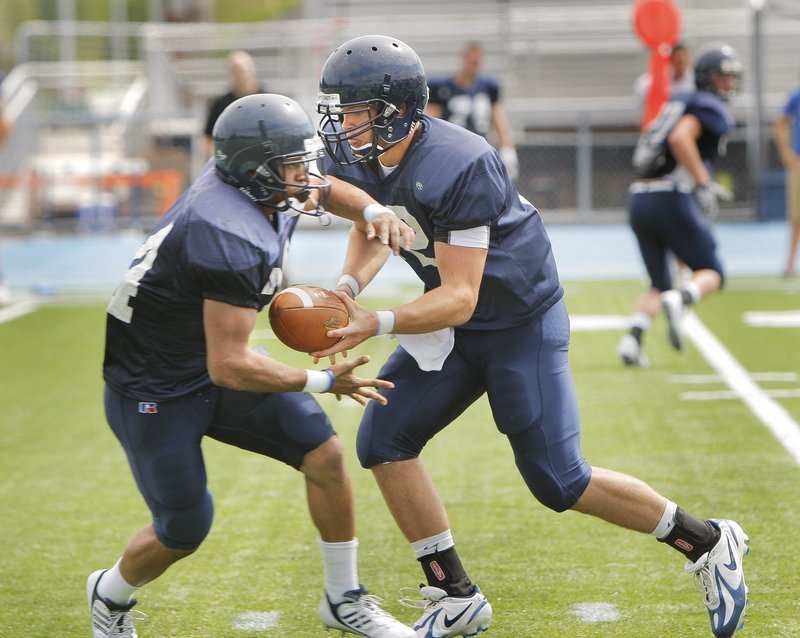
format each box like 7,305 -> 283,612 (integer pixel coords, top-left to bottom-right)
268,285 -> 349,352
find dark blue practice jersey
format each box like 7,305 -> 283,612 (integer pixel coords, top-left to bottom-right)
321,115 -> 563,330
633,90 -> 734,179
427,75 -> 500,138
103,161 -> 298,400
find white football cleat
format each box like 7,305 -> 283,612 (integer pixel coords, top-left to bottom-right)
685,520 -> 750,638
402,585 -> 492,638
86,570 -> 145,638
660,289 -> 685,351
320,586 -> 415,637
617,334 -> 649,367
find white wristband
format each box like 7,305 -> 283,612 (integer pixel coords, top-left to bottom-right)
336,274 -> 360,298
375,310 -> 396,335
363,203 -> 395,222
303,369 -> 335,393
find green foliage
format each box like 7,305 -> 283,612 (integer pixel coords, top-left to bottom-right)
1,277 -> 798,637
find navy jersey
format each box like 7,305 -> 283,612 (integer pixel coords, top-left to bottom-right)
633,90 -> 734,181
321,115 -> 562,330
103,161 -> 298,400
427,75 -> 500,138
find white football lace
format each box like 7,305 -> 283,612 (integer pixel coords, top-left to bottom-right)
691,562 -> 719,607
349,594 -> 402,627
398,587 -> 435,611
104,609 -> 147,637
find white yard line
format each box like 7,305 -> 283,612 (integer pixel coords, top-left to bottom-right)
682,389 -> 800,401
569,314 -> 630,331
742,310 -> 800,328
669,372 -> 799,384
684,313 -> 800,465
0,300 -> 38,324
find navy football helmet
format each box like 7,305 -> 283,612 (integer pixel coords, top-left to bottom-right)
213,93 -> 329,215
694,42 -> 742,101
316,35 -> 428,164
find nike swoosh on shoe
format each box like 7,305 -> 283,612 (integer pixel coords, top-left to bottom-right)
442,604 -> 472,628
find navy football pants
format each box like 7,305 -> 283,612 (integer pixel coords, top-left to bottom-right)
357,298 -> 592,512
104,385 -> 334,549
628,188 -> 724,292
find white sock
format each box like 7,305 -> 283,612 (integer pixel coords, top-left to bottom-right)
97,558 -> 139,606
651,499 -> 678,539
631,312 -> 652,331
411,530 -> 454,559
320,538 -> 360,603
682,281 -> 701,304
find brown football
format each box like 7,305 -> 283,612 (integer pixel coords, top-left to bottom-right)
268,285 -> 349,352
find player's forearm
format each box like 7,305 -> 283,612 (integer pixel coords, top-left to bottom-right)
338,226 -> 392,295
669,135 -> 709,185
493,107 -> 515,148
391,284 -> 477,334
208,349 -> 309,393
773,117 -> 796,166
325,176 -> 379,222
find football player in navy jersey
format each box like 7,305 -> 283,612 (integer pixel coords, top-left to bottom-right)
425,41 -> 518,181
87,93 -> 417,638
314,36 -> 749,638
619,42 -> 742,368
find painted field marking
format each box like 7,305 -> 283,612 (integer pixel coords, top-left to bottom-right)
570,314 -> 629,331
0,299 -> 38,324
670,372 -> 798,384
684,313 -> 800,465
682,388 -> 800,401
742,310 -> 800,328
232,611 -> 281,631
570,602 -> 621,623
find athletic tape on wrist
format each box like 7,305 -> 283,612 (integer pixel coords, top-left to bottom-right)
336,274 -> 360,298
303,369 -> 335,393
375,310 -> 396,336
362,204 -> 395,222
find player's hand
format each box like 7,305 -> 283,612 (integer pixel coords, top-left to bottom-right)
311,291 -> 380,358
327,354 -> 393,405
312,353 -> 344,366
693,183 -> 719,221
365,208 -> 414,256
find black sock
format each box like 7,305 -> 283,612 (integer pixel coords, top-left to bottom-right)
419,546 -> 473,597
658,507 -> 721,562
631,326 -> 644,343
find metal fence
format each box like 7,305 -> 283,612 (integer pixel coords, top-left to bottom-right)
1,2 -> 798,233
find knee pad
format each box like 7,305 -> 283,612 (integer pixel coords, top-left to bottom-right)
154,490 -> 214,550
515,455 -> 590,512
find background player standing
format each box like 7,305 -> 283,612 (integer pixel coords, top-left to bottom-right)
772,72 -> 800,278
425,41 -> 519,181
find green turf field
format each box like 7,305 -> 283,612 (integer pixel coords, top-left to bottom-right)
1,277 -> 798,637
